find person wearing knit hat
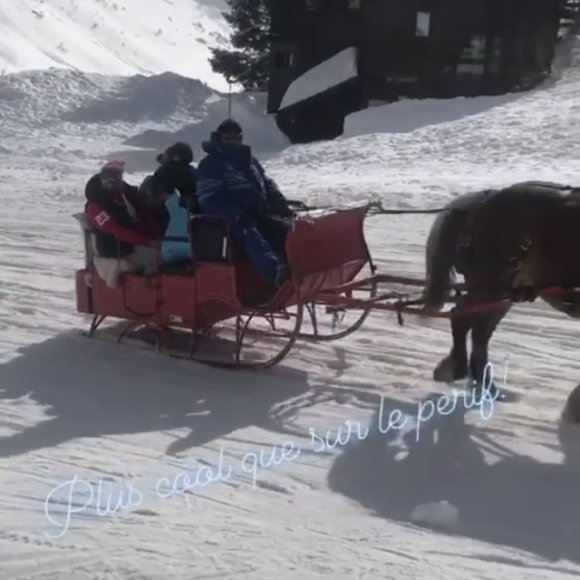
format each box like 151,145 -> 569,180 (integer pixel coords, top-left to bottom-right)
145,141 -> 197,265
99,160 -> 125,188
216,118 -> 243,137
149,142 -> 196,201
83,160 -> 164,286
196,119 -> 293,288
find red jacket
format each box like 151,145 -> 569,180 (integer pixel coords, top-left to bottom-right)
85,176 -> 162,245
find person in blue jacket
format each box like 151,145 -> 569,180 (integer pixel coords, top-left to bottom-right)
196,119 -> 293,287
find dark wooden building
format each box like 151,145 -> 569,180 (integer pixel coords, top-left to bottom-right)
267,0 -> 570,143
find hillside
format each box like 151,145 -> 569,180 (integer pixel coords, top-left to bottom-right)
0,0 -> 230,90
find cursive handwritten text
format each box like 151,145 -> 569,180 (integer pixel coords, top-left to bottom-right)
44,359 -> 506,538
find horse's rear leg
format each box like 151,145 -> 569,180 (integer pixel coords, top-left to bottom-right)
433,311 -> 473,382
469,304 -> 511,395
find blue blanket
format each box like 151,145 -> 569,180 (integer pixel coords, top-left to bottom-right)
161,193 -> 192,263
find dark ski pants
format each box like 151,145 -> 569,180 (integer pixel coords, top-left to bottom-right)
232,215 -> 290,283
199,196 -> 290,283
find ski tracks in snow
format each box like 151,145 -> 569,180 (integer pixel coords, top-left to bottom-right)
2,64 -> 580,577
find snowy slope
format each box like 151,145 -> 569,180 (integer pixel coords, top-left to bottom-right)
1,30 -> 580,580
0,0 -> 231,90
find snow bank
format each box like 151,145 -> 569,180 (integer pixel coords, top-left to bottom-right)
0,69 -> 119,127
279,47 -> 357,110
126,92 -> 289,157
343,94 -> 519,138
0,69 -> 216,129
0,69 -> 288,165
0,0 -> 231,90
61,72 -> 217,125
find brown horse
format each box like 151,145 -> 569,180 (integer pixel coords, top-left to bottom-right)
421,181 -> 580,396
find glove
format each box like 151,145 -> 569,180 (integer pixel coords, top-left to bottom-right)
266,200 -> 294,218
278,204 -> 295,218
287,200 -> 309,212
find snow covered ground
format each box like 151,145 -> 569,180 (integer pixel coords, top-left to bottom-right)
1,2 -> 580,577
0,0 -> 230,90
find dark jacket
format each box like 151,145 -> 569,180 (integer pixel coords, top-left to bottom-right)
150,162 -> 197,199
196,133 -> 291,220
85,174 -> 162,258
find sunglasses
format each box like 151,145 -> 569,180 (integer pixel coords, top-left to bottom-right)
101,178 -> 122,187
221,133 -> 243,143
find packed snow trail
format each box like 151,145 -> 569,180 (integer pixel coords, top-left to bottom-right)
1,37 -> 580,580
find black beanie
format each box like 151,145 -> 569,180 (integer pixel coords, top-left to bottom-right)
164,142 -> 193,164
216,119 -> 242,135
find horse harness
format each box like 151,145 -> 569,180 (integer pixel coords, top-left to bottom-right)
454,183 -> 580,306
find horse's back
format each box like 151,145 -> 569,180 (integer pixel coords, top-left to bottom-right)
503,181 -> 570,200
444,182 -> 568,216
478,181 -> 567,218
512,180 -> 569,190
457,181 -> 568,278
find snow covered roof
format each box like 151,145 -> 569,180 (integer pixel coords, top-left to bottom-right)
278,46 -> 358,110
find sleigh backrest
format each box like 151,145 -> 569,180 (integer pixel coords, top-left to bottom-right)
72,212 -> 97,267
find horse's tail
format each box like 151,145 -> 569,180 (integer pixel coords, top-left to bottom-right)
422,209 -> 458,310
422,191 -> 487,310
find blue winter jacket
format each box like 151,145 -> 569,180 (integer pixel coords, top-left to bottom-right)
196,132 -> 289,220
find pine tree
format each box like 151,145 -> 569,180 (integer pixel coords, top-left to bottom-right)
210,0 -> 270,91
